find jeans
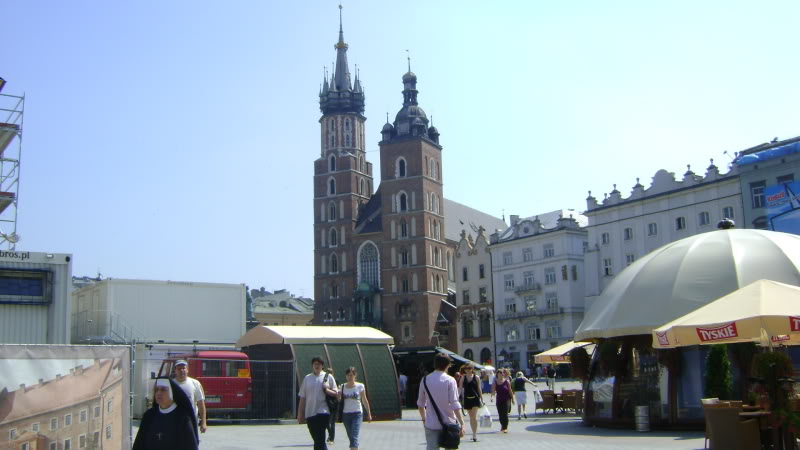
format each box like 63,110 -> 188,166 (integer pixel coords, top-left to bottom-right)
497,400 -> 510,430
306,413 -> 329,450
327,410 -> 336,442
342,412 -> 362,448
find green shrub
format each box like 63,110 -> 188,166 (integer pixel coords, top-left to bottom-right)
705,344 -> 732,399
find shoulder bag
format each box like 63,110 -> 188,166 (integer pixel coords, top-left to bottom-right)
322,373 -> 339,419
423,376 -> 461,449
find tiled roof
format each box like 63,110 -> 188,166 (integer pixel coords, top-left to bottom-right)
0,359 -> 122,424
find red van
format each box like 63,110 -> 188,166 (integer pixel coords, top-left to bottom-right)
159,350 -> 252,417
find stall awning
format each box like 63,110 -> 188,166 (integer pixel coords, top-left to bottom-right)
236,325 -> 394,347
534,341 -> 595,364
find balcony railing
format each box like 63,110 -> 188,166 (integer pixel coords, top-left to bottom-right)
71,310 -> 147,344
514,282 -> 541,294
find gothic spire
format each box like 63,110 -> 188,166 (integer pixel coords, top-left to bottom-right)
333,4 -> 352,92
319,4 -> 364,115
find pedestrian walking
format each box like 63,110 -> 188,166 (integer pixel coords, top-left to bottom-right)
457,364 -> 483,442
491,369 -> 514,433
512,371 -> 537,419
325,367 -> 337,445
398,371 -> 408,406
546,365 -> 557,390
173,360 -> 208,434
417,353 -> 465,450
339,367 -> 372,450
297,356 -> 338,450
133,378 -> 199,450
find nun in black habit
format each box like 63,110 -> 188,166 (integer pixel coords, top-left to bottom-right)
133,377 -> 199,450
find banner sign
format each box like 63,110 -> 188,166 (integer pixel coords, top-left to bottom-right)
766,181 -> 800,235
696,322 -> 738,342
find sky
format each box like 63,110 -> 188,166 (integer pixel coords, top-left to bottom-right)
2,1 -> 799,298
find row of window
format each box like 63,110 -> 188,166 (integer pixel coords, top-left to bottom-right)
11,425 -> 110,450
505,323 -> 561,342
602,254 -> 638,276
461,264 -> 486,281
751,174 -> 794,209
462,315 -> 491,338
503,265 -> 577,290
326,177 -> 372,197
502,243 -> 556,266
329,154 -> 368,174
599,206 -> 737,245
460,286 -> 488,305
325,117 -> 362,150
322,308 -> 347,322
504,292 -> 559,313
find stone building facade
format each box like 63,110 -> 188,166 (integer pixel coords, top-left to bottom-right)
453,228 -> 495,365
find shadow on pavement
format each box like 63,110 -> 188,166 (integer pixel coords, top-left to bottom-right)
527,420 -> 703,441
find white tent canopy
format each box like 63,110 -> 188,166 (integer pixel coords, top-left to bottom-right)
575,230 -> 800,341
236,325 -> 394,347
535,341 -> 596,364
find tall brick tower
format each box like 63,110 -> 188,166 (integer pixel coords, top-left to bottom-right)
376,64 -> 447,346
312,7 -> 374,323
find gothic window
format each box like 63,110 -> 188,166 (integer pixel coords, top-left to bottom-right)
330,119 -> 335,131
359,156 -> 365,172
331,283 -> 339,298
400,220 -> 408,238
425,156 -> 429,175
328,202 -> 337,221
401,278 -> 409,293
330,253 -> 338,274
434,247 -> 441,267
337,307 -> 346,320
435,161 -> 440,180
329,178 -> 336,196
329,228 -> 338,247
359,178 -> 364,195
434,221 -> 440,240
464,349 -> 474,361
358,243 -> 380,288
480,348 -> 492,364
397,157 -> 407,177
330,135 -> 335,147
399,193 -> 408,211
400,248 -> 408,266
329,155 -> 336,172
345,119 -> 351,131
429,159 -> 435,179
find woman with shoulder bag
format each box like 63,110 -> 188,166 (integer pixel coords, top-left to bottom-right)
458,364 -> 482,442
338,367 -> 372,450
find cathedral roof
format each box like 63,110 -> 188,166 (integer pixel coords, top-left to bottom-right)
355,187 -> 383,234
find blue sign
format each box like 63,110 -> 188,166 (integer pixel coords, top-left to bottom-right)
766,181 -> 800,235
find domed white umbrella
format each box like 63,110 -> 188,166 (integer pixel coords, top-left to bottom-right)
652,279 -> 800,348
575,229 -> 800,341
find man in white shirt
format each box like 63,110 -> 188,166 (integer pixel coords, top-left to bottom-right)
417,353 -> 465,449
297,356 -> 338,450
399,372 -> 408,406
174,359 -> 207,434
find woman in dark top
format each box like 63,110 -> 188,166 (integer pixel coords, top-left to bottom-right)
512,371 -> 537,419
491,369 -> 514,433
133,378 -> 199,450
458,364 -> 483,442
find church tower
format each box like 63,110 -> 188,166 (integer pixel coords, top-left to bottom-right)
313,7 -> 374,323
377,65 -> 447,346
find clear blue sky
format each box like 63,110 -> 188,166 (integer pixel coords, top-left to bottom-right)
3,1 -> 799,298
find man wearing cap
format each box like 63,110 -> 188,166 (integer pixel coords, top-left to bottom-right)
174,360 -> 208,434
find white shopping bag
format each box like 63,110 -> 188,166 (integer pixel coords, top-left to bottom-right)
478,405 -> 492,428
535,390 -> 544,403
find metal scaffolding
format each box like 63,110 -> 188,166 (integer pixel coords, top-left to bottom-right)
0,87 -> 23,249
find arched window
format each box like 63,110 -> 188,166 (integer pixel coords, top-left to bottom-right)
430,159 -> 435,179
397,157 -> 407,178
435,161 -> 440,180
329,178 -> 336,195
330,119 -> 335,131
434,221 -> 440,240
345,135 -> 351,147
329,228 -> 338,247
329,155 -> 336,172
434,247 -> 441,267
359,156 -> 365,172
464,349 -> 474,361
358,243 -> 380,288
400,220 -> 408,238
399,193 -> 408,211
345,119 -> 350,131
337,307 -> 346,320
358,178 -> 364,195
330,253 -> 338,273
328,202 -> 337,221
480,348 -> 492,364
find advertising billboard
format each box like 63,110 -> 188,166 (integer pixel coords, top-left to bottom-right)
766,181 -> 800,235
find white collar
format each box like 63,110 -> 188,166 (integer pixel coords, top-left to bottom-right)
159,403 -> 177,414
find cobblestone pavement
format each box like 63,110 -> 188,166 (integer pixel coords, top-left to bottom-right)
134,387 -> 705,450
